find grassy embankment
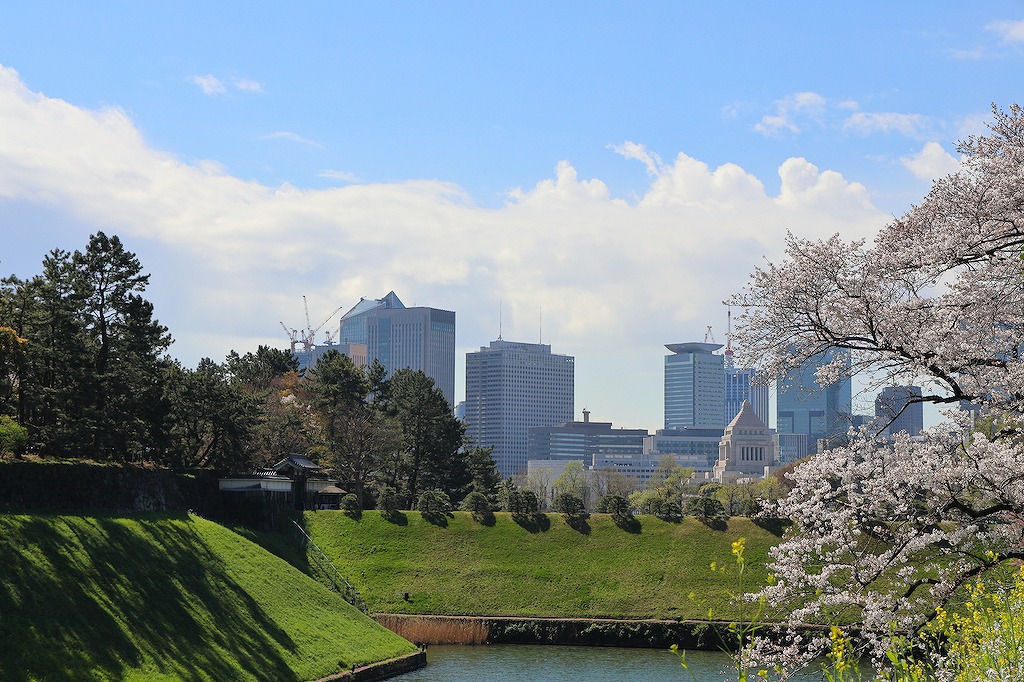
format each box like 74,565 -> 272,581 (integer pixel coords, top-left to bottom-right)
0,512 -> 417,682
299,510 -> 783,620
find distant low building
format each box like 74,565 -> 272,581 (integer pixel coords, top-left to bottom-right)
294,341 -> 368,371
643,427 -> 724,476
528,409 -> 647,463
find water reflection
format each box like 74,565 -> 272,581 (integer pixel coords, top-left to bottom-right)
391,644 -> 822,681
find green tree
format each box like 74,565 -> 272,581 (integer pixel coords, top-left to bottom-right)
459,490 -> 494,524
225,345 -> 298,393
245,370 -> 312,468
161,359 -> 257,471
464,445 -> 502,502
0,326 -> 27,416
72,232 -> 172,460
8,235 -> 171,460
0,415 -> 28,456
590,467 -> 637,500
552,460 -> 592,509
378,369 -> 465,508
307,350 -> 397,508
375,484 -> 403,520
551,491 -> 587,518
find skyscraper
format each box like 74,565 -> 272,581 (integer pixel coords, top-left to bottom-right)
776,350 -> 853,452
464,339 -> 574,477
722,308 -> 771,427
724,366 -> 770,427
337,291 -> 456,406
664,342 -> 725,430
875,385 -> 924,437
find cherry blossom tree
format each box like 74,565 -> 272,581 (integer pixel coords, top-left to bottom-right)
729,104 -> 1024,667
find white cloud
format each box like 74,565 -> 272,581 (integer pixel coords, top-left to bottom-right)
261,131 -> 323,148
608,141 -> 666,176
843,112 -> 928,137
189,74 -> 226,95
987,19 -> 1024,43
0,66 -> 891,429
189,74 -> 263,95
234,78 -> 264,92
754,91 -> 826,136
950,47 -> 986,60
319,169 -> 360,182
900,142 -> 961,181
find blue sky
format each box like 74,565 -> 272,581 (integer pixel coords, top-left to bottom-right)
1,3 -> 1023,430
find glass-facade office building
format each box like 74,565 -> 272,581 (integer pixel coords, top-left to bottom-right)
338,291 -> 456,407
664,342 -> 725,430
776,350 -> 853,452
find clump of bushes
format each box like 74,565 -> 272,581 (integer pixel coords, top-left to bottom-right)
340,493 -> 361,519
375,485 -> 403,523
416,489 -> 452,525
459,490 -> 494,525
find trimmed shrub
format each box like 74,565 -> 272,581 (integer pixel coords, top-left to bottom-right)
459,491 -> 494,524
655,500 -> 682,522
375,486 -> 402,521
340,493 -> 361,518
551,491 -> 587,518
416,489 -> 452,516
683,495 -> 728,524
0,416 -> 28,456
596,494 -> 631,518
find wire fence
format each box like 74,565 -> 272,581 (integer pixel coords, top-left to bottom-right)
287,517 -> 367,612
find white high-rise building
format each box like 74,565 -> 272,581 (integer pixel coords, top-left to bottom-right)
464,340 -> 574,477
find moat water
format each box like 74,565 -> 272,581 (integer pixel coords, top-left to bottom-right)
391,644 -> 824,681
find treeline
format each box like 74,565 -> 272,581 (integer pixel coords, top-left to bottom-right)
517,457 -> 787,521
0,232 -> 499,509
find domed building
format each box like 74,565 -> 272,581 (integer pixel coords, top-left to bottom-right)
712,400 -> 778,483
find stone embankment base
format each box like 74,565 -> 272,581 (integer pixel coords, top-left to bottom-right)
374,614 -> 736,651
313,651 -> 426,682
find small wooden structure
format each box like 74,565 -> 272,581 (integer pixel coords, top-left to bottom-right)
218,454 -> 343,521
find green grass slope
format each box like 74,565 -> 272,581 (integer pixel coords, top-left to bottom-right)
303,511 -> 782,620
0,512 -> 416,682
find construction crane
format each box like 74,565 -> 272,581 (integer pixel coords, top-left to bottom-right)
282,297 -> 349,353
302,296 -> 313,350
279,321 -> 299,353
306,301 -> 348,347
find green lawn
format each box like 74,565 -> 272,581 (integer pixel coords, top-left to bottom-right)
0,512 -> 416,682
302,510 -> 783,620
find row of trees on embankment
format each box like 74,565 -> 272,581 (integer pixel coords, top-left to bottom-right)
298,509 -> 782,621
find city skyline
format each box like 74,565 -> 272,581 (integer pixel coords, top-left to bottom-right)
1,5 -> 1022,430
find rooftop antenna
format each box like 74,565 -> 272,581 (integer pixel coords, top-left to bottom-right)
498,300 -> 503,341
725,306 -> 735,369
539,307 -> 543,344
704,325 -> 716,344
